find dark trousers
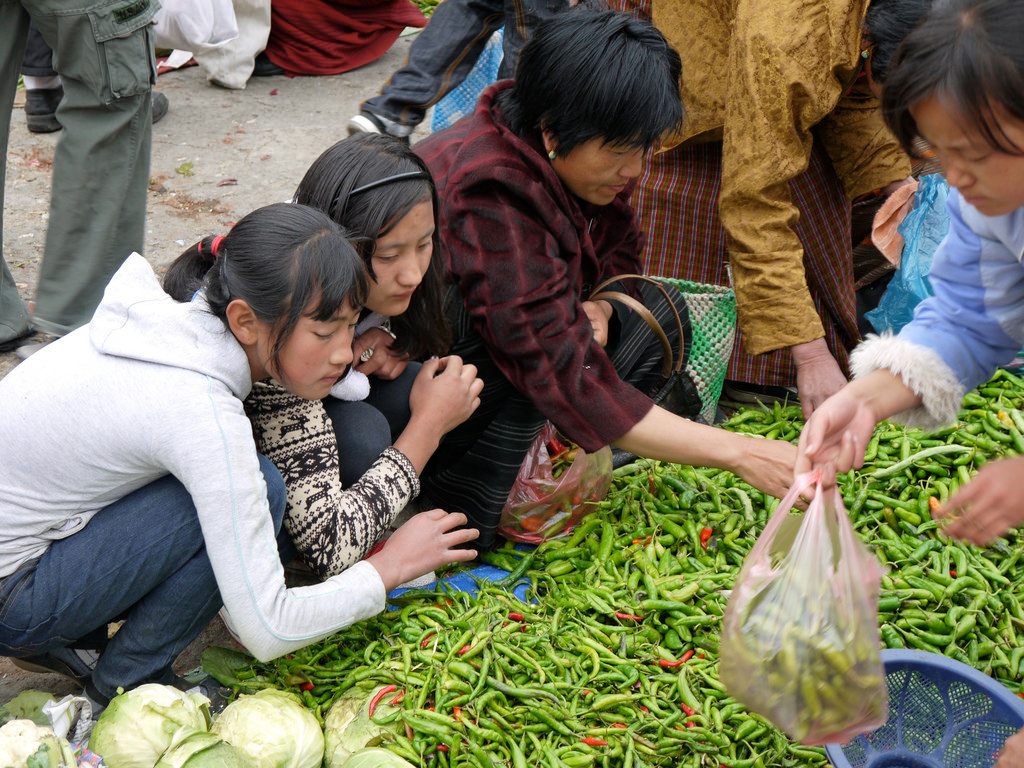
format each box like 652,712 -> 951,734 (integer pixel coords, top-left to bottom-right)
362,0 -> 569,133
422,281 -> 690,550
21,21 -> 54,77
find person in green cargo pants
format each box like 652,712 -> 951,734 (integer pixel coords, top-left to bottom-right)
0,0 -> 156,352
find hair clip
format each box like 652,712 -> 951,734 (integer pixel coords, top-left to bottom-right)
211,235 -> 225,257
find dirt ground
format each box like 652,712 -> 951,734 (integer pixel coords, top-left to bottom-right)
0,35 -> 432,703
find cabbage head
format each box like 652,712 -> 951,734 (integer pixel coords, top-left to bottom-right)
154,730 -> 253,768
212,689 -> 323,768
341,748 -> 416,768
322,686 -> 403,768
89,683 -> 211,768
0,719 -> 77,768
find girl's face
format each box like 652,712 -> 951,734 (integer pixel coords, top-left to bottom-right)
912,96 -> 1024,217
255,301 -> 361,400
544,135 -> 647,206
365,200 -> 434,317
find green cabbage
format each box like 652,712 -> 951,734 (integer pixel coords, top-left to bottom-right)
322,687 -> 403,768
0,719 -> 77,768
212,689 -> 323,768
154,731 -> 253,767
341,748 -> 416,768
89,684 -> 211,768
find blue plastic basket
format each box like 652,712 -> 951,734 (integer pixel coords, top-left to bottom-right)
825,649 -> 1024,768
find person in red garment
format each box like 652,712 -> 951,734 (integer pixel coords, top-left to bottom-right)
414,9 -> 797,549
260,0 -> 426,77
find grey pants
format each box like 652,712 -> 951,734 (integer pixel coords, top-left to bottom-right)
1,0 -> 155,343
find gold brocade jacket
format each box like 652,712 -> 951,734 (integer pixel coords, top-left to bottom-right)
655,0 -> 911,354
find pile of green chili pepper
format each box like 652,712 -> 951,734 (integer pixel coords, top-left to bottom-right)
213,370 -> 1024,768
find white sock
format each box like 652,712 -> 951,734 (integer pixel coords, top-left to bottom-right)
23,74 -> 61,91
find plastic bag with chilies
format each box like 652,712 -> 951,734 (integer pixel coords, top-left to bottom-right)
720,470 -> 889,745
498,423 -> 612,543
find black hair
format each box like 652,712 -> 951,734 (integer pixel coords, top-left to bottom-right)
882,0 -> 1024,156
498,9 -> 683,156
294,133 -> 450,359
863,0 -> 934,84
163,202 -> 369,370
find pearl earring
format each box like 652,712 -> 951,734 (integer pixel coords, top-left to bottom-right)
548,149 -> 557,161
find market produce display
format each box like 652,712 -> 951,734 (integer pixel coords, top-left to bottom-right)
201,372 -> 1024,767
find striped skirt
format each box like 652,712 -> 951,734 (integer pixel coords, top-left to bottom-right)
633,139 -> 860,388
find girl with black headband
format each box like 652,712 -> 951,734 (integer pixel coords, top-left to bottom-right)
0,203 -> 481,710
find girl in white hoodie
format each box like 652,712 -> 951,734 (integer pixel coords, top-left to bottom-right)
0,202 -> 481,707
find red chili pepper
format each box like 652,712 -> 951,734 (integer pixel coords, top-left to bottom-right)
681,704 -> 698,716
452,706 -> 462,721
631,537 -> 652,546
420,633 -> 436,648
700,527 -> 714,549
520,624 -> 527,633
457,644 -> 472,655
616,612 -> 644,621
611,723 -> 627,729
950,569 -> 957,577
300,682 -> 315,691
680,649 -> 695,663
582,689 -> 593,697
698,653 -> 706,659
639,705 -> 650,714
686,719 -> 697,728
436,744 -> 449,753
368,684 -> 399,717
658,659 -> 685,668
508,612 -> 525,622
388,690 -> 406,706
581,738 -> 609,747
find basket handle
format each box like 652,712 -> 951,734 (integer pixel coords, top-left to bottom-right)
589,274 -> 685,377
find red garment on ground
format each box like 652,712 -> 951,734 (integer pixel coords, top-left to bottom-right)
264,0 -> 426,77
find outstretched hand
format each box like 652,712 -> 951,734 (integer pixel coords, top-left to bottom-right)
795,387 -> 878,483
995,727 -> 1024,768
932,456 -> 1024,546
367,509 -> 479,591
733,436 -> 798,501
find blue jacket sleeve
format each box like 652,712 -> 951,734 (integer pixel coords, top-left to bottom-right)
899,192 -> 1024,391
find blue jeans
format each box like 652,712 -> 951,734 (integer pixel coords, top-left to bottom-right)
362,0 -> 568,134
0,455 -> 287,701
322,363 -> 419,487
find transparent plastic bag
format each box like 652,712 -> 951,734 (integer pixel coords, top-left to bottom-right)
720,471 -> 889,745
498,424 -> 612,543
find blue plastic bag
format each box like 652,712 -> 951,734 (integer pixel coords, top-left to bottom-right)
430,29 -> 503,132
865,174 -> 950,334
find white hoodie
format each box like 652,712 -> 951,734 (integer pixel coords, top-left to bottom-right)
0,255 -> 385,661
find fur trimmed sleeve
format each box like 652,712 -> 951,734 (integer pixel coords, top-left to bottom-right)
851,334 -> 964,431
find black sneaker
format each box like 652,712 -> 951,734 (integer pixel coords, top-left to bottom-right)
152,91 -> 169,124
11,646 -> 100,685
345,111 -> 411,146
25,87 -> 63,133
252,52 -> 285,77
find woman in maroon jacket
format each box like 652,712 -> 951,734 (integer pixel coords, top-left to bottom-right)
415,9 -> 796,548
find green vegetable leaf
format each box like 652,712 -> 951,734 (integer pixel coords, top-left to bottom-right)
201,646 -> 256,689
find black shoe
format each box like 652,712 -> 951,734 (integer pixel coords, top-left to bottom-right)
152,91 -> 169,124
11,646 -> 100,685
25,87 -> 63,133
0,328 -> 36,353
345,111 -> 411,146
170,672 -> 232,715
252,52 -> 285,77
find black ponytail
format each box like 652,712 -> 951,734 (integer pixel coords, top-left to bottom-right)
163,202 -> 369,368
